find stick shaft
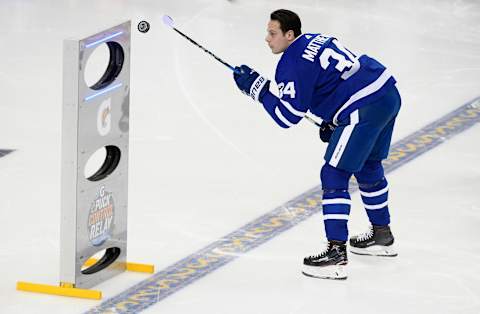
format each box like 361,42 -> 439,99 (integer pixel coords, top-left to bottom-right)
168,19 -> 320,128
172,27 -> 238,73
303,115 -> 322,127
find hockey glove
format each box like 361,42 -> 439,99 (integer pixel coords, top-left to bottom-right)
319,121 -> 336,143
233,65 -> 270,102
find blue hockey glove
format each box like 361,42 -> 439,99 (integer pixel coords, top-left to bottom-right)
233,65 -> 270,102
319,120 -> 336,143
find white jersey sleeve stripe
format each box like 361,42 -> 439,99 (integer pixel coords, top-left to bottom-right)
274,107 -> 294,127
279,99 -> 306,118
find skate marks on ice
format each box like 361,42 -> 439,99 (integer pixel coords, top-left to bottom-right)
86,97 -> 480,313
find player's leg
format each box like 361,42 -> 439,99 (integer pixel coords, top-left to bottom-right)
303,109 -> 376,280
351,159 -> 397,256
350,86 -> 401,256
303,87 -> 401,278
302,163 -> 351,280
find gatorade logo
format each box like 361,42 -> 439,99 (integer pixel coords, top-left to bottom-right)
97,98 -> 112,136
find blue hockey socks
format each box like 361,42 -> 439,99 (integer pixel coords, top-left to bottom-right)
354,160 -> 391,226
320,163 -> 352,242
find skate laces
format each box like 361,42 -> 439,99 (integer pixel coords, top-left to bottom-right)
306,242 -> 331,260
356,226 -> 374,242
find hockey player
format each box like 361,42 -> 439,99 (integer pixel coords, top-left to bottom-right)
232,9 -> 401,279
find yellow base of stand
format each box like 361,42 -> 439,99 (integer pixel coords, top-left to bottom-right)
16,281 -> 102,300
16,261 -> 154,300
84,258 -> 155,274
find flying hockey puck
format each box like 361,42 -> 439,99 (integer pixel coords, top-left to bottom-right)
138,20 -> 150,33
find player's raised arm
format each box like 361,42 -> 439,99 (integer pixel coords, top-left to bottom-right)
233,66 -> 308,128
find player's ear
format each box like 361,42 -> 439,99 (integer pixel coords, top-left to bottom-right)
286,30 -> 295,40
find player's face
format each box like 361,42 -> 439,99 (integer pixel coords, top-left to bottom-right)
265,20 -> 292,54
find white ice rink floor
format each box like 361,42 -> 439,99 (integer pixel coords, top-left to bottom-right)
1,0 -> 480,313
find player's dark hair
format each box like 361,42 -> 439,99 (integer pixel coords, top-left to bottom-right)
270,9 -> 302,38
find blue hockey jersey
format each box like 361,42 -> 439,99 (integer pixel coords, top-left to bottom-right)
260,33 -> 396,127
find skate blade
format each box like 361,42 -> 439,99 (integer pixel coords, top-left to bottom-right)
349,245 -> 397,257
302,264 -> 347,280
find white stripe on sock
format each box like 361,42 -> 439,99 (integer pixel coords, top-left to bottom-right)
323,214 -> 349,220
359,184 -> 389,197
364,200 -> 388,210
322,198 -> 352,205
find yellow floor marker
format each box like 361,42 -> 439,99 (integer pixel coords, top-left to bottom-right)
17,261 -> 154,300
84,258 -> 155,274
16,281 -> 102,300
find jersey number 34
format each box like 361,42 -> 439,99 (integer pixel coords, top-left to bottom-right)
278,81 -> 296,98
320,39 -> 360,80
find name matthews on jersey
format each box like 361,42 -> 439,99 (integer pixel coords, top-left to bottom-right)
302,34 -> 331,62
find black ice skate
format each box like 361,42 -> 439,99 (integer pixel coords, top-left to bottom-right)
302,240 -> 348,280
349,225 -> 397,256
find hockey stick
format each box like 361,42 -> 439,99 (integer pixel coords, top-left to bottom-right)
162,15 -> 321,128
303,115 -> 322,127
162,15 -> 240,74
